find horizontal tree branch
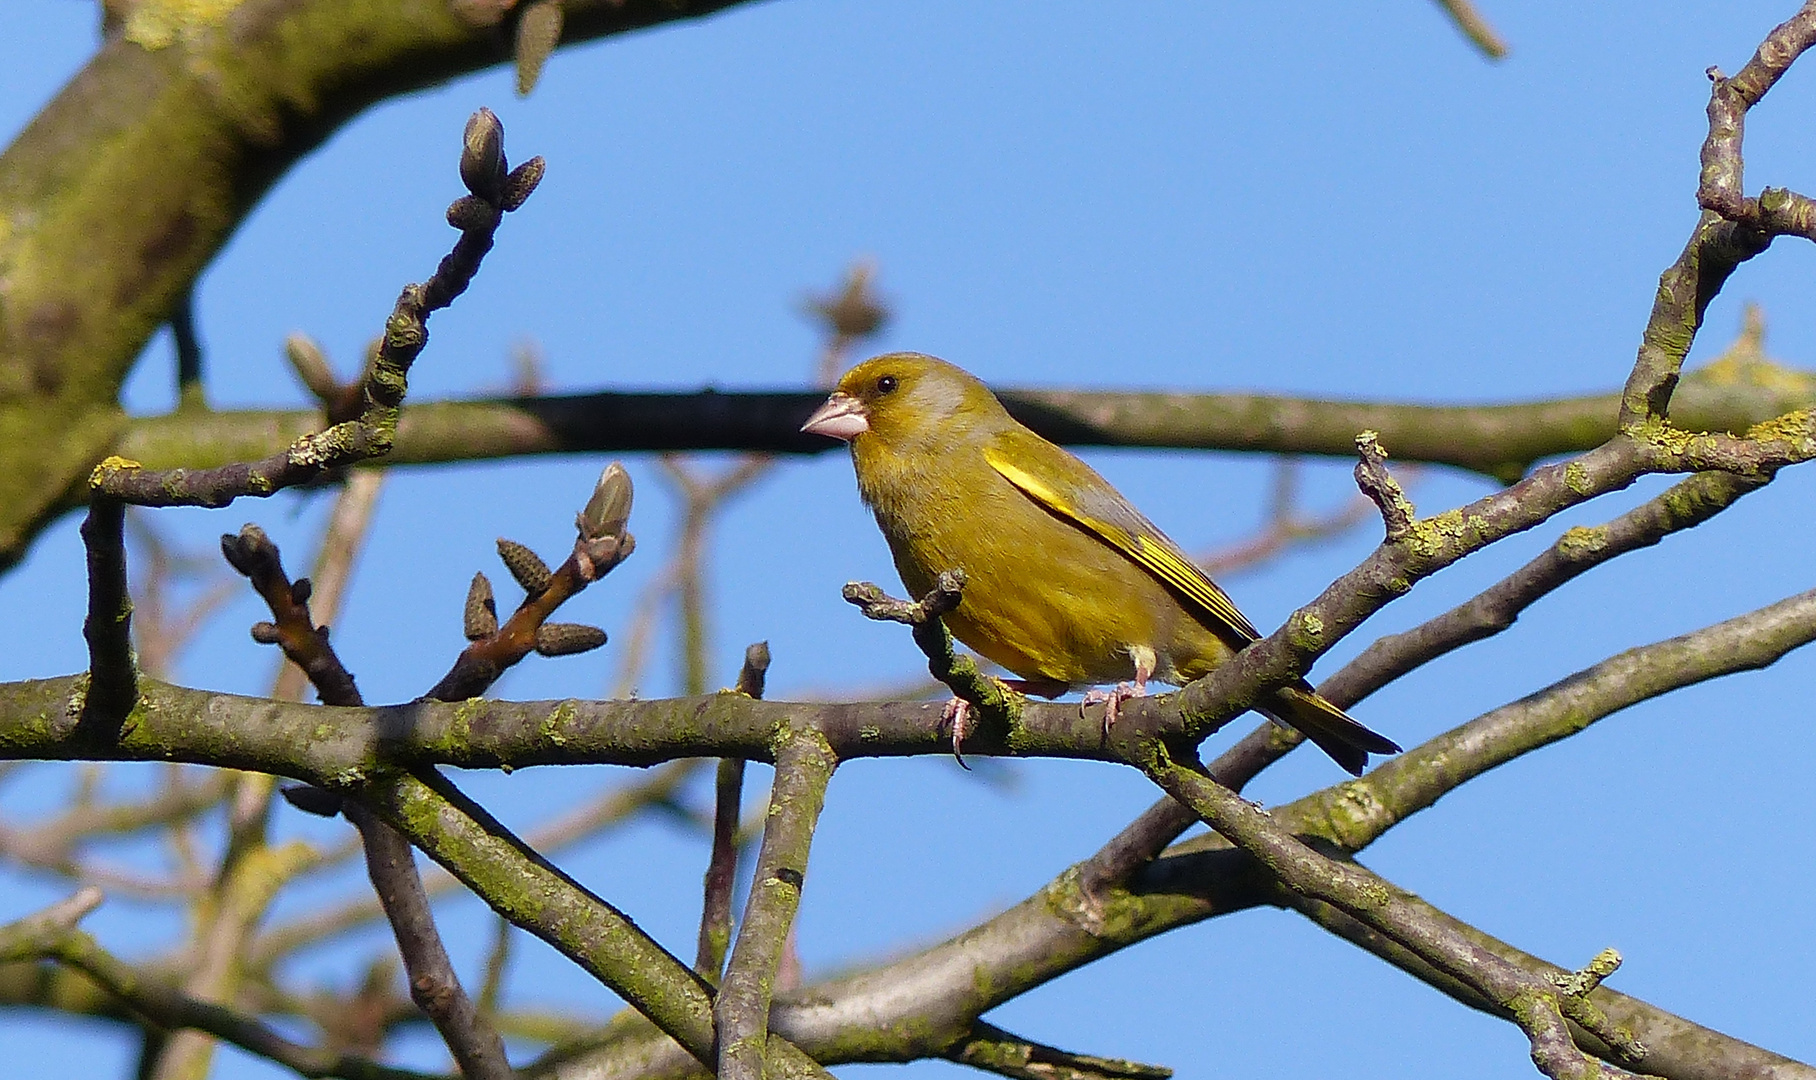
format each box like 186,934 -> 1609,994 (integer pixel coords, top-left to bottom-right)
0,673 -> 1129,774
106,351 -> 1816,497
8,561 -> 1816,1079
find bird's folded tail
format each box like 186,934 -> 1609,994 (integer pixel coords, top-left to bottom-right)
1263,684 -> 1400,776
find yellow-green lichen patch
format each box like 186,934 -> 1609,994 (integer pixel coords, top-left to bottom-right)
539,700 -> 577,747
1563,460 -> 1592,495
1402,507 -> 1468,560
1315,779 -> 1395,851
1555,525 -> 1609,560
1292,612 -> 1324,649
126,0 -> 246,50
88,455 -> 143,488
1354,877 -> 1393,910
1744,408 -> 1816,452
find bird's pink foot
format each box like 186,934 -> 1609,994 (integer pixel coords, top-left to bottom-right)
1081,681 -> 1147,736
940,696 -> 973,768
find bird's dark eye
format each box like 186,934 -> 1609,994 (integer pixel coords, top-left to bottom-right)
876,374 -> 898,395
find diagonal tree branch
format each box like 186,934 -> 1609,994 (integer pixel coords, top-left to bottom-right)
716,726 -> 837,1080
223,524 -> 512,1080
0,0 -> 766,573
1430,0 -> 1509,59
1,888 -> 432,1080
945,1021 -> 1172,1080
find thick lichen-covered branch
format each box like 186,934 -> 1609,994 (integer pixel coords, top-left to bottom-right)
0,0 -> 762,573
358,770 -> 831,1079
7,580 -> 1816,1079
1287,584 -> 1816,855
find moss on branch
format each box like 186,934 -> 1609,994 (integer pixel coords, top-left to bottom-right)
0,0 -> 762,573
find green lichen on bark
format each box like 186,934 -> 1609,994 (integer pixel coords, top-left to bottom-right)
124,0 -> 248,50
1555,525 -> 1609,560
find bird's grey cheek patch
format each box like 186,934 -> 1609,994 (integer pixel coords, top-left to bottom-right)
914,379 -> 966,420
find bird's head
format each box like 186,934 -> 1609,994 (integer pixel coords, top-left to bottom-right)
801,353 -> 1003,450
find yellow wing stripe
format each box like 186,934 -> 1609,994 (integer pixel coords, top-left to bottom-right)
985,449 -> 1261,642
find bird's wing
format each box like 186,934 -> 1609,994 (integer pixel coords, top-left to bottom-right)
983,437 -> 1262,643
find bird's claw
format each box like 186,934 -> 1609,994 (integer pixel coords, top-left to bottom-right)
1081,681 -> 1146,738
940,697 -> 973,769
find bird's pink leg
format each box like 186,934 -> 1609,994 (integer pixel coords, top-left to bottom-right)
1081,646 -> 1156,736
940,697 -> 973,768
941,679 -> 1061,766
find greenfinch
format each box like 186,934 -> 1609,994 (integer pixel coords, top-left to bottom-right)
803,352 -> 1398,775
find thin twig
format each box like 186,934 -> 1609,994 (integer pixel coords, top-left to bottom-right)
1430,0 -> 1509,59
91,108 -> 543,509
41,927 -> 435,1080
1621,6 -> 1816,427
945,1020 -> 1172,1080
271,469 -> 386,704
426,464 -> 631,701
172,284 -> 204,409
79,497 -> 135,735
347,802 -> 510,1079
0,886 -> 104,957
1198,458 -> 1380,578
476,915 -> 513,1024
224,525 -> 510,1079
696,642 -> 770,983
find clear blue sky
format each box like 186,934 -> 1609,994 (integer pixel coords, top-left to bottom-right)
3,3 -> 1814,1077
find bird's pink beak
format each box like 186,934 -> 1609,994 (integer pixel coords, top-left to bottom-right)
801,392 -> 869,441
